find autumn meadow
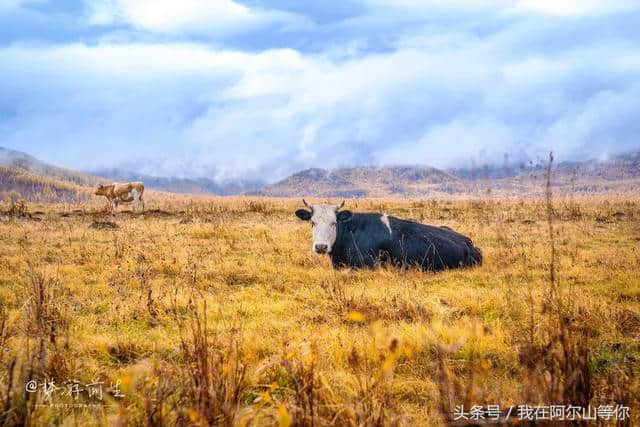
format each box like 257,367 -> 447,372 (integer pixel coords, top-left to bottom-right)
1,180 -> 639,426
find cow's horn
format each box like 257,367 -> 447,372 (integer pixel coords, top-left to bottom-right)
337,200 -> 345,210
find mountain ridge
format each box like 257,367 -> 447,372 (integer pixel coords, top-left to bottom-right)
2,146 -> 639,200
90,168 -> 264,196
0,146 -> 101,187
0,147 -> 264,196
249,151 -> 640,197
249,165 -> 462,197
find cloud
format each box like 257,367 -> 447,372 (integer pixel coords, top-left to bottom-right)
512,0 -> 638,16
0,0 -> 43,10
1,1 -> 639,181
358,0 -> 636,16
86,0 -> 306,36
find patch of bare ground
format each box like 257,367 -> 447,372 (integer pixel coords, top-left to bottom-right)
89,220 -> 119,230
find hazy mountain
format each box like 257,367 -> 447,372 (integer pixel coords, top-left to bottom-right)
2,146 -> 639,200
448,151 -> 640,181
0,147 -> 264,196
90,168 -> 264,196
0,146 -> 100,187
248,152 -> 640,197
553,151 -> 640,181
248,166 -> 465,197
0,166 -> 91,203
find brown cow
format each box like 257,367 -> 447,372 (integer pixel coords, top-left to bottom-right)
95,182 -> 145,212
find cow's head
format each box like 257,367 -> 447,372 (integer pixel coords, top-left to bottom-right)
295,199 -> 353,254
94,183 -> 108,196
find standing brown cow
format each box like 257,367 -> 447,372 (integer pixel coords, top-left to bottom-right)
95,182 -> 145,212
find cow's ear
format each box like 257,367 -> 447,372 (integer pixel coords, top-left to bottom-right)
337,210 -> 353,222
295,209 -> 312,221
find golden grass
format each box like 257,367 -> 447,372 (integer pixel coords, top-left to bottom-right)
0,195 -> 639,425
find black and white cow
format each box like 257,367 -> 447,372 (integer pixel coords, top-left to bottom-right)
295,200 -> 482,271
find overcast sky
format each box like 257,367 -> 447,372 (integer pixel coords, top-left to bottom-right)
1,0 -> 639,181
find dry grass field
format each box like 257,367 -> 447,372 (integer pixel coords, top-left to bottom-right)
1,192 -> 639,425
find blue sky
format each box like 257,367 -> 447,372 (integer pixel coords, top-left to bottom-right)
1,0 -> 639,181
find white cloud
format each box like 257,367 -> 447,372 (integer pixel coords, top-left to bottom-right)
0,0 -> 44,10
359,0 -> 510,9
3,33 -> 639,181
2,0 -> 640,180
352,0 -> 640,23
512,0 -> 637,16
86,0 -> 304,35
378,117 -> 518,166
361,0 -> 636,16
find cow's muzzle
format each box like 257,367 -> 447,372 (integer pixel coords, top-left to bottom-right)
314,244 -> 329,254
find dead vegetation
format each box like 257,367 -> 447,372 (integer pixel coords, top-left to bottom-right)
0,189 -> 638,425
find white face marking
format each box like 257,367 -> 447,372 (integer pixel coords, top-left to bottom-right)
310,204 -> 339,254
380,214 -> 392,234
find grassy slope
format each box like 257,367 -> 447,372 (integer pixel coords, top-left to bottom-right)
251,167 -> 640,198
0,166 -> 92,203
0,197 -> 638,425
0,147 -> 101,188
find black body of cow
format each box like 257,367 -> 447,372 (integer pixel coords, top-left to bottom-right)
330,213 -> 482,271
